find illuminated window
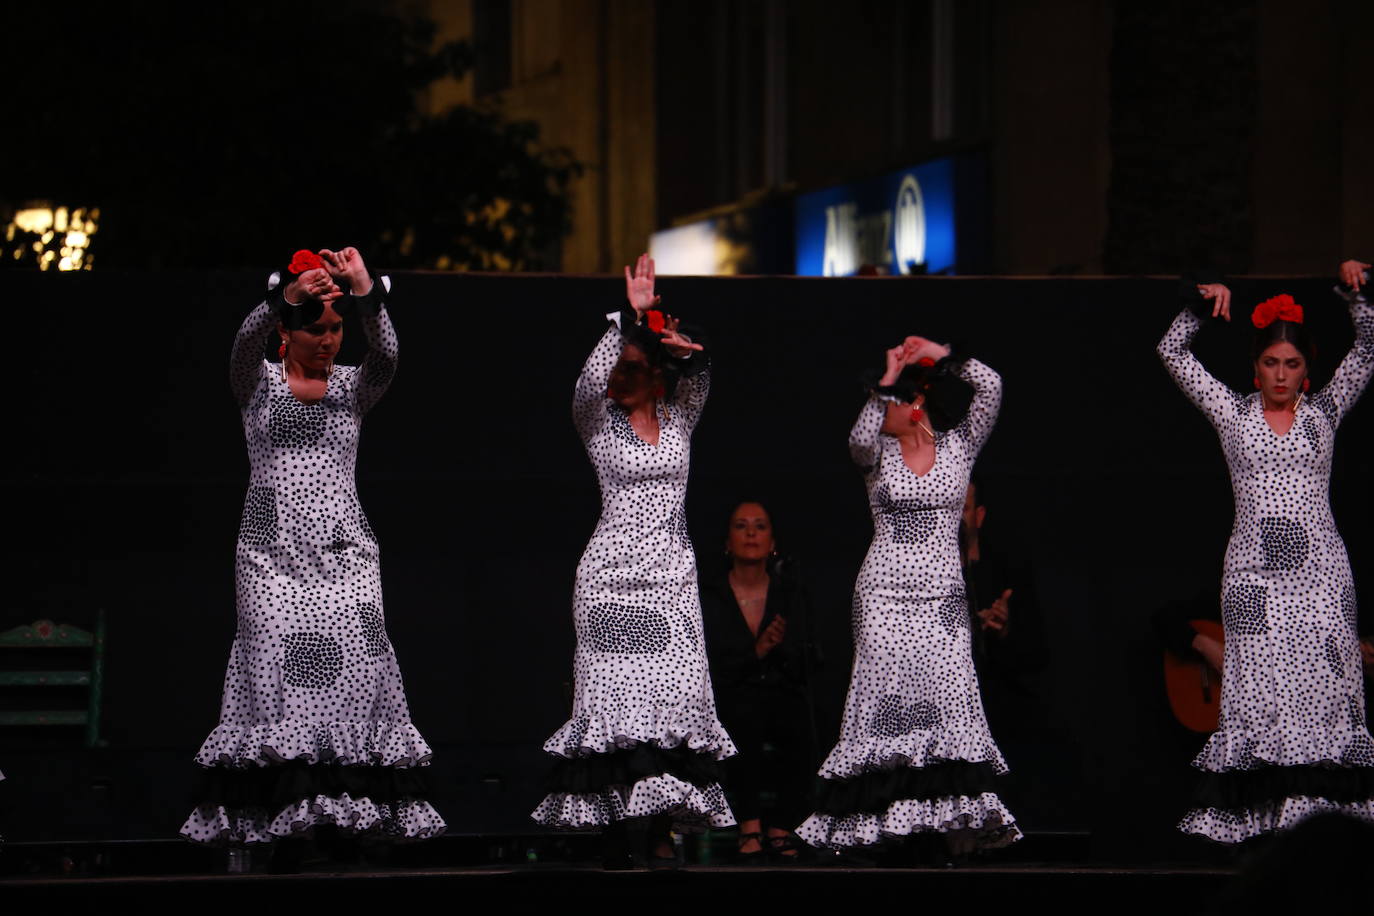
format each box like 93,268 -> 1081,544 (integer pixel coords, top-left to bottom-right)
3,203 -> 99,271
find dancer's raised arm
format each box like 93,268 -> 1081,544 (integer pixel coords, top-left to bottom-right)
1157,282 -> 1239,428
1317,260 -> 1374,426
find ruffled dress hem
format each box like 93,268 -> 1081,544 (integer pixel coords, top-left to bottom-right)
1180,797 -> 1374,844
817,733 -> 1009,779
194,719 -> 433,768
541,709 -> 737,761
797,792 -> 1021,849
1192,727 -> 1374,771
181,795 -> 446,845
532,773 -> 735,832
531,738 -> 736,831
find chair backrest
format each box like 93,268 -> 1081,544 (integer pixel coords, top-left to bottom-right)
0,609 -> 106,747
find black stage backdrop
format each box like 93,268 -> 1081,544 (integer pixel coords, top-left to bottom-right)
2,270 -> 1370,861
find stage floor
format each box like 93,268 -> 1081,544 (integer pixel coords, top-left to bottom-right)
1,861 -> 1239,910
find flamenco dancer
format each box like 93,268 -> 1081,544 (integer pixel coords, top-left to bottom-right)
1159,260 -> 1374,843
181,248 -> 445,861
531,255 -> 736,867
797,336 -> 1021,854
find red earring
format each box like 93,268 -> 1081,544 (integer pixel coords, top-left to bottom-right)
1302,378 -> 1310,392
909,406 -> 925,423
1253,377 -> 1260,389
278,340 -> 288,359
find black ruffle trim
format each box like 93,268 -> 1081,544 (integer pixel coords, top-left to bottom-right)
812,761 -> 1002,816
544,743 -> 722,794
193,760 -> 430,809
1193,764 -> 1374,809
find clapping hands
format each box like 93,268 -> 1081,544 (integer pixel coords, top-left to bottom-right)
755,616 -> 787,659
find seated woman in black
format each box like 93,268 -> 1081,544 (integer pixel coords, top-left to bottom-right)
700,501 -> 817,861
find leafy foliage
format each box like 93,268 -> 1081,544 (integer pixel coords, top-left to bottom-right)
0,0 -> 578,270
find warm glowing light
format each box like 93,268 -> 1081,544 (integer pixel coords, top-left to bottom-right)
13,208 -> 54,234
5,203 -> 99,270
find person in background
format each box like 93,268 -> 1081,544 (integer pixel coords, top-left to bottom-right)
701,501 -> 818,862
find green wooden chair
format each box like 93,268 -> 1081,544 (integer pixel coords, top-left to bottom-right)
0,610 -> 106,747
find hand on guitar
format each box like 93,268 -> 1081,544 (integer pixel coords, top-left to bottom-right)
1191,632 -> 1224,673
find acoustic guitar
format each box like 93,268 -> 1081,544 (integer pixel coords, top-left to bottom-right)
1163,619 -> 1224,732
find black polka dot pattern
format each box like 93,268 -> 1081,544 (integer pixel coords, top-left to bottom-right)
182,294 -> 446,845
533,320 -> 735,832
269,395 -> 326,448
281,632 -> 344,688
870,694 -> 942,737
1160,300 -> 1374,844
1260,516 -> 1308,570
607,404 -> 644,447
585,603 -> 672,654
938,587 -> 970,634
876,484 -> 937,545
238,486 -> 278,546
799,359 -> 1020,850
1222,583 -> 1269,636
357,602 -> 391,658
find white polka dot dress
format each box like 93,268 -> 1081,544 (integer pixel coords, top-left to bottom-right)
180,281 -> 446,845
797,359 -> 1022,849
531,316 -> 736,831
1159,289 -> 1374,844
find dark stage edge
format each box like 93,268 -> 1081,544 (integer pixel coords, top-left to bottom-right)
0,862 -> 1238,912
0,829 -> 1099,877
0,831 -> 1251,913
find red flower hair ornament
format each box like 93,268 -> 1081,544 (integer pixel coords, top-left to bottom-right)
288,249 -> 326,275
646,309 -> 666,334
1251,293 -> 1304,328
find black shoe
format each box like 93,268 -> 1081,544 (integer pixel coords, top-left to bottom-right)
767,833 -> 805,863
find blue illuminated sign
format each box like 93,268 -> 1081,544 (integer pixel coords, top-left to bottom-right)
795,156 -> 957,276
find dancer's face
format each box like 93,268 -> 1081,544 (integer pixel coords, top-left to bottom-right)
880,397 -> 926,435
726,502 -> 774,564
281,303 -> 343,372
608,343 -> 660,408
1254,341 -> 1306,408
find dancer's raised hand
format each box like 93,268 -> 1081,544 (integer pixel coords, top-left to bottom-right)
901,335 -> 951,364
660,314 -> 704,356
625,253 -> 660,316
1340,259 -> 1371,291
320,247 -> 372,295
286,267 -> 343,306
1198,283 -> 1231,320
